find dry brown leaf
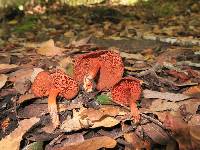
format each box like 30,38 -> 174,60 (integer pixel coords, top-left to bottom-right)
91,116 -> 120,128
80,106 -> 121,121
70,36 -> 91,47
124,132 -> 150,150
56,136 -> 116,150
0,117 -> 39,150
0,74 -> 8,89
141,123 -> 170,145
148,99 -> 179,112
120,52 -> 144,60
183,85 -> 200,97
14,79 -> 31,94
17,93 -> 36,104
163,112 -> 193,149
143,89 -> 190,102
61,106 -> 123,132
64,30 -> 75,38
30,68 -> 44,83
189,115 -> 200,149
36,39 -> 64,56
61,108 -> 92,132
0,64 -> 19,74
8,68 -> 33,82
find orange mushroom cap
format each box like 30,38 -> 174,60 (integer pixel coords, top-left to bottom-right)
31,71 -> 52,97
73,50 -> 124,92
111,77 -> 142,122
73,50 -> 104,85
50,69 -> 79,99
96,50 -> 124,91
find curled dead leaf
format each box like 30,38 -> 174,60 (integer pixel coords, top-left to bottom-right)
0,74 -> 8,89
36,39 -> 64,57
56,136 -> 116,150
0,64 -> 18,74
143,89 -> 190,102
0,117 -> 39,150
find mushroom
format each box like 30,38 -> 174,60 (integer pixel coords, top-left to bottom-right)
73,51 -> 103,92
111,77 -> 142,123
73,50 -> 124,92
96,50 -> 124,91
32,69 -> 79,127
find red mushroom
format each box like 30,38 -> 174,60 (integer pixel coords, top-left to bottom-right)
73,50 -> 124,92
73,51 -> 104,92
111,77 -> 142,123
32,69 -> 79,127
96,50 -> 124,91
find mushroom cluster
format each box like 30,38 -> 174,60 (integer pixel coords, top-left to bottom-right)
73,50 -> 142,122
32,69 -> 79,127
31,49 -> 142,127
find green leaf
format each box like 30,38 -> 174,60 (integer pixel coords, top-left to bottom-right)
96,94 -> 113,105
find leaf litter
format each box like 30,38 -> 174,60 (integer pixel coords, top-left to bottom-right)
0,1 -> 200,150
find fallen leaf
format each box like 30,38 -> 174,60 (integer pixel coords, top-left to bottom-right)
165,69 -> 189,82
0,74 -> 8,89
8,68 -> 33,82
36,39 -> 64,56
189,114 -> 200,149
22,141 -> 43,150
124,132 -> 150,150
141,123 -> 170,145
61,106 -> 124,132
178,61 -> 200,68
163,112 -> 193,149
80,106 -> 122,121
61,108 -> 92,132
0,117 -> 39,150
91,116 -> 120,128
56,136 -> 116,150
120,52 -> 144,60
0,64 -> 19,74
64,30 -> 75,38
17,104 -> 47,118
183,85 -> 200,97
96,94 -> 113,105
17,93 -> 36,104
14,79 -> 31,94
147,99 -> 179,112
70,36 -> 91,47
142,98 -> 200,113
143,89 -> 190,102
30,68 -> 44,83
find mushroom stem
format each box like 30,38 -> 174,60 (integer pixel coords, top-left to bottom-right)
129,97 -> 140,123
48,88 -> 60,128
83,63 -> 101,92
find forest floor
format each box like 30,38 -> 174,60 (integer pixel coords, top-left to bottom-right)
0,1 -> 200,150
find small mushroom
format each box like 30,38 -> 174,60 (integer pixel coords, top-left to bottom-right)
73,50 -> 124,92
32,69 -> 79,127
111,77 -> 142,123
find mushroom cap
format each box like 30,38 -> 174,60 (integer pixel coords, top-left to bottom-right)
31,71 -> 52,97
51,69 -> 79,99
73,50 -> 105,85
73,50 -> 124,91
111,77 -> 141,106
96,51 -> 124,91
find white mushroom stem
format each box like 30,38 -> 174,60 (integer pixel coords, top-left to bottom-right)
48,88 -> 60,128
